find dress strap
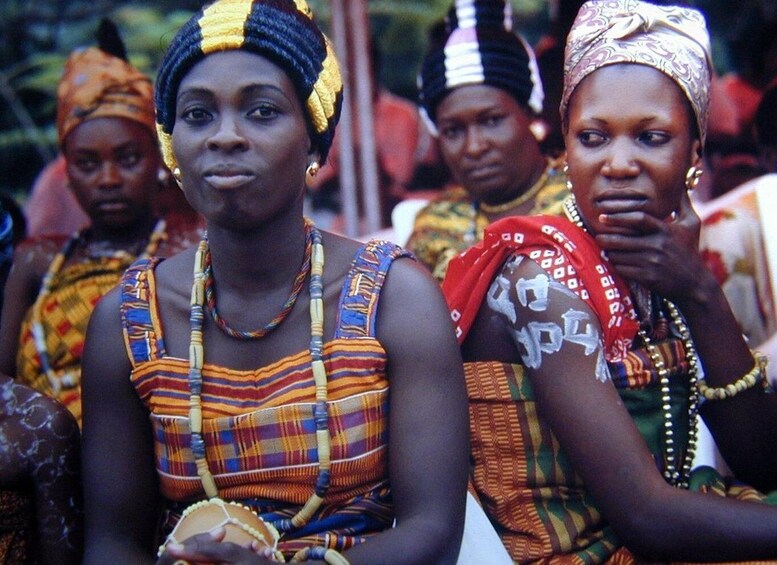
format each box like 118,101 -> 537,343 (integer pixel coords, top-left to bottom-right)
120,257 -> 166,367
335,240 -> 413,339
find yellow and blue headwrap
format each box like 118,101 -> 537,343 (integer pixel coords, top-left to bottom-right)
154,0 -> 343,171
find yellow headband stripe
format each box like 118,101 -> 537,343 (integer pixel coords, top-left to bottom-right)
306,39 -> 342,134
199,0 -> 252,54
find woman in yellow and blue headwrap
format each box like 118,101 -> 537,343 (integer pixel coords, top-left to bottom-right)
80,2 -> 468,563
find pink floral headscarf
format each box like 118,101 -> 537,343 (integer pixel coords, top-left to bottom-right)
561,0 -> 712,145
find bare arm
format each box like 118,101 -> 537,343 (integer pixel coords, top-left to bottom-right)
0,241 -> 53,375
494,255 -> 777,561
595,192 -> 777,492
81,288 -> 161,564
344,257 -> 469,564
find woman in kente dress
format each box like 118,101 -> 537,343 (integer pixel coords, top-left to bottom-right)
407,0 -> 569,282
0,21 -> 186,426
80,1 -> 468,563
442,0 -> 777,562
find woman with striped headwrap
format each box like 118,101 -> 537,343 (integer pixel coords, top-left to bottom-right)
407,0 -> 570,282
442,0 -> 777,562
80,1 -> 468,563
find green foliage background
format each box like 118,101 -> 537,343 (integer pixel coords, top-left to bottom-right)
0,0 -> 766,203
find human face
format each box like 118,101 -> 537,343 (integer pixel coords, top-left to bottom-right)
63,117 -> 159,231
435,84 -> 544,204
172,50 -> 315,231
565,64 -> 702,235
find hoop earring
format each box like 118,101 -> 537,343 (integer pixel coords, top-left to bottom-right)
306,161 -> 320,178
172,167 -> 183,188
685,165 -> 703,191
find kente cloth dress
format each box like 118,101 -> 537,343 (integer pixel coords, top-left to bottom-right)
442,215 -> 777,564
17,252 -> 138,425
120,240 -> 410,559
406,158 -> 569,282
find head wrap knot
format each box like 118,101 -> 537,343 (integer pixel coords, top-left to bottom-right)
561,0 -> 712,145
154,0 -> 343,170
56,47 -> 156,147
418,0 -> 544,136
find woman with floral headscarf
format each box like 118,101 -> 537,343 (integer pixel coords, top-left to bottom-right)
442,0 -> 777,562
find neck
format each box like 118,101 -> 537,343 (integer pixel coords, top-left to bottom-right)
205,212 -> 308,294
479,155 -> 549,218
86,214 -> 159,251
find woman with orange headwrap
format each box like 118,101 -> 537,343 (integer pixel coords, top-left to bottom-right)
0,21 -> 188,426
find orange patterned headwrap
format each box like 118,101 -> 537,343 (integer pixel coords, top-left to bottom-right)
56,47 -> 156,146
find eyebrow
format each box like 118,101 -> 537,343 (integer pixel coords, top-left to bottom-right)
177,83 -> 292,104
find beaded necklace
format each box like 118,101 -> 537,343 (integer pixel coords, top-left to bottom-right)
563,195 -> 699,488
30,219 -> 167,396
188,220 -> 333,527
477,166 -> 550,214
203,224 -> 313,339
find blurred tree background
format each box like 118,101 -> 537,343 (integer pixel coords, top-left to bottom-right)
0,0 -> 771,203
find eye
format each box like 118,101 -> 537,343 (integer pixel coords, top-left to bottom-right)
481,114 -> 504,128
74,157 -> 99,173
440,124 -> 463,140
577,130 -> 606,147
248,103 -> 280,120
180,106 -> 212,124
639,131 -> 671,146
117,150 -> 141,168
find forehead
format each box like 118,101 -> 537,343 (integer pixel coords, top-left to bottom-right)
437,84 -> 528,121
64,117 -> 154,152
568,64 -> 691,124
178,50 -> 297,100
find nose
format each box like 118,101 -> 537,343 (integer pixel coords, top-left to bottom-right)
97,161 -> 122,189
464,125 -> 489,158
206,112 -> 248,153
601,137 -> 639,179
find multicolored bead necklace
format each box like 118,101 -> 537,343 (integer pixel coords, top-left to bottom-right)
187,219 -> 334,527
202,224 -> 313,339
30,219 -> 167,396
563,195 -> 699,488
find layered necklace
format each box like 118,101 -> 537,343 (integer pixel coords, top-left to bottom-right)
188,219 -> 334,529
563,195 -> 699,488
30,219 -> 167,395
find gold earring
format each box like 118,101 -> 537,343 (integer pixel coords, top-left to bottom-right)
172,167 -> 183,187
685,165 -> 703,191
306,161 -> 320,178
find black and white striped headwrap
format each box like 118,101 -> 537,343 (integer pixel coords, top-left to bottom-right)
418,0 -> 544,136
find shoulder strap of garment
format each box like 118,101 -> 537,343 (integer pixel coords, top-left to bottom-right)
119,256 -> 165,368
335,240 -> 413,339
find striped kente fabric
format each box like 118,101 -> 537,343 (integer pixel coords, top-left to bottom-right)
466,343 -> 775,564
17,255 -> 135,425
120,240 -> 411,557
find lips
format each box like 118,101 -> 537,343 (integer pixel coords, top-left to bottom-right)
464,163 -> 501,182
94,200 -> 130,213
203,165 -> 255,190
